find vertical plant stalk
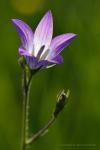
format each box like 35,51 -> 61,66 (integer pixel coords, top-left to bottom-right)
21,69 -> 32,150
20,64 -> 69,148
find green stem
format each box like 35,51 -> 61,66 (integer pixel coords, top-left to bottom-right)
20,67 -> 69,148
21,70 -> 32,150
25,89 -> 69,145
26,116 -> 56,145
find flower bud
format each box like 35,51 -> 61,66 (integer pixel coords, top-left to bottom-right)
53,90 -> 70,118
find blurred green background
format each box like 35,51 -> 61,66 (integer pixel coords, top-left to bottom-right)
0,0 -> 100,150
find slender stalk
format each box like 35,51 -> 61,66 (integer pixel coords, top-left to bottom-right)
21,70 -> 32,150
26,116 -> 56,145
20,66 -> 69,148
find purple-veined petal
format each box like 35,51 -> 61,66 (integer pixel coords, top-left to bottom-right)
37,60 -> 50,69
26,56 -> 38,69
48,55 -> 63,64
26,56 -> 49,69
33,10 -> 53,57
47,33 -> 76,59
12,19 -> 34,51
19,47 -> 32,56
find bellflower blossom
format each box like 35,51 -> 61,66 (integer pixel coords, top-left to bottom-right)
12,10 -> 76,70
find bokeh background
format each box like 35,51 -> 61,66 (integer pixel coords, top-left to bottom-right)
0,0 -> 100,150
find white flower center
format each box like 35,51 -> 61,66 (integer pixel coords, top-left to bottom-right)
29,45 -> 50,60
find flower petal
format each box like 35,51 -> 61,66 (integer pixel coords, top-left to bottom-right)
37,60 -> 50,69
19,47 -> 32,56
12,19 -> 34,51
47,33 -> 76,59
26,56 -> 38,69
26,56 -> 49,69
33,10 -> 53,57
49,55 -> 63,64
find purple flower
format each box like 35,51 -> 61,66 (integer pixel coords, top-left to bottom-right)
12,10 -> 76,70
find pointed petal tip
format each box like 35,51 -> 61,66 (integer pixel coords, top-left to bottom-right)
33,9 -> 53,56
11,19 -> 21,26
67,33 -> 77,39
11,19 -> 16,24
45,10 -> 53,18
11,19 -> 27,25
72,33 -> 77,37
48,9 -> 52,13
47,10 -> 52,14
12,19 -> 18,23
63,33 -> 77,42
11,19 -> 14,22
11,19 -> 15,22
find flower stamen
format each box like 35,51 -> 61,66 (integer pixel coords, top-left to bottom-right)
40,49 -> 50,60
37,45 -> 45,60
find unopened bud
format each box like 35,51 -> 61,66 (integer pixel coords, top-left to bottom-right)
53,90 -> 70,118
